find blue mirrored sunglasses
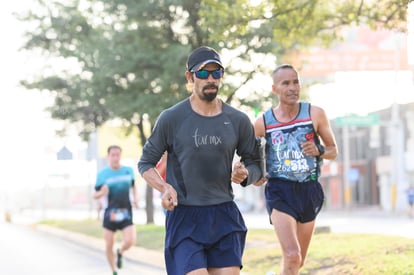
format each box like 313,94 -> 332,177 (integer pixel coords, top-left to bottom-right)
194,69 -> 224,79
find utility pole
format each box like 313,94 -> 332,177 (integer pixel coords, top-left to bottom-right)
390,32 -> 406,212
342,125 -> 351,208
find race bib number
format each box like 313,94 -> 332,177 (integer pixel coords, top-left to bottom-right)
108,208 -> 130,222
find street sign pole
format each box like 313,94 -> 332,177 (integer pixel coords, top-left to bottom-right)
343,125 -> 351,209
336,114 -> 380,209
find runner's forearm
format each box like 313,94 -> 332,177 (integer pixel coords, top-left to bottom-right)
142,168 -> 168,193
93,185 -> 108,199
320,144 -> 338,160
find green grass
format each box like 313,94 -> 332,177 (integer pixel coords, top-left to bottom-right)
243,230 -> 414,275
39,219 -> 165,250
40,219 -> 414,274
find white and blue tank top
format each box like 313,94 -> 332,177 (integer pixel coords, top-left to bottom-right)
263,102 -> 322,182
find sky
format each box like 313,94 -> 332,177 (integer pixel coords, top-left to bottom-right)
309,70 -> 414,118
0,1 -> 82,192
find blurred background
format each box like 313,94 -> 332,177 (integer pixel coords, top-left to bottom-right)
1,0 -> 414,225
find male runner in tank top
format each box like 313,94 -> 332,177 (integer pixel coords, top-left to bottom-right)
254,64 -> 338,275
138,46 -> 262,275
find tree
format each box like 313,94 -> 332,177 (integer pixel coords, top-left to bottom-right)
18,0 -> 411,222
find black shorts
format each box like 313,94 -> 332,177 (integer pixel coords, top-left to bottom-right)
265,178 -> 324,223
164,201 -> 247,275
103,208 -> 133,232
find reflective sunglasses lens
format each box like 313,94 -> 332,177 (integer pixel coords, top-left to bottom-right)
195,70 -> 209,79
212,69 -> 223,79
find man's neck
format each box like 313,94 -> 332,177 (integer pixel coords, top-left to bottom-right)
275,103 -> 300,122
189,95 -> 222,116
110,165 -> 120,170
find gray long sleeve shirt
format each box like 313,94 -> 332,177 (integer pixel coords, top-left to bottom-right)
138,98 -> 261,206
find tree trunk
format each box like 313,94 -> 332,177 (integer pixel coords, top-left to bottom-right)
136,115 -> 154,224
145,183 -> 155,224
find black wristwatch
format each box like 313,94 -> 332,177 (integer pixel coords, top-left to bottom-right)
316,144 -> 325,156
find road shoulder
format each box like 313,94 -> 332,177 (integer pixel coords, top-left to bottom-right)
34,224 -> 165,270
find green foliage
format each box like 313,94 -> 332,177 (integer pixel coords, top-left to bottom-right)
18,0 -> 411,140
39,218 -> 103,237
39,219 -> 165,250
134,223 -> 165,250
202,0 -> 411,50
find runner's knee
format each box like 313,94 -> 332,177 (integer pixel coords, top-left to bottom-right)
125,239 -> 134,248
105,240 -> 114,251
123,235 -> 135,249
284,250 -> 301,267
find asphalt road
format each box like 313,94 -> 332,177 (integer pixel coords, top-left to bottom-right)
0,221 -> 165,275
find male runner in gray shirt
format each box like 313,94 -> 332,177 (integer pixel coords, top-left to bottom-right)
138,46 -> 261,275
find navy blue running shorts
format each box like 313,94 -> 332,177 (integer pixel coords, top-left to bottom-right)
265,178 -> 324,223
103,208 -> 133,232
164,201 -> 247,275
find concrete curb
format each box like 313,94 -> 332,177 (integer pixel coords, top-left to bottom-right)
34,224 -> 165,270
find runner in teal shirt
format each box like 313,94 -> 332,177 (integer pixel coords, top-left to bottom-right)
96,165 -> 135,210
93,145 -> 137,275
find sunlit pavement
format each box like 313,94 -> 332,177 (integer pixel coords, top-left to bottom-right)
243,207 -> 414,239
316,208 -> 414,238
0,221 -> 164,275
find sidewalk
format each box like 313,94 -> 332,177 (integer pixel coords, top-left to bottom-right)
34,224 -> 165,270
317,206 -> 414,238
243,206 -> 414,238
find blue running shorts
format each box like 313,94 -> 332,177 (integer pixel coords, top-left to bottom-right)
265,178 -> 324,223
164,201 -> 247,275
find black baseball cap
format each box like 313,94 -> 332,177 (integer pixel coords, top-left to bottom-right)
186,46 -> 224,72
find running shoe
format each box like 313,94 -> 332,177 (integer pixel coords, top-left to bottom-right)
116,249 -> 123,269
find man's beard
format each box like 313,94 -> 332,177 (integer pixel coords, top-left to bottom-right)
201,84 -> 219,102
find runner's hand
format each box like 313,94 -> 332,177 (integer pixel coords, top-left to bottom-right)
301,141 -> 320,157
231,162 -> 248,184
253,176 -> 268,186
161,183 -> 178,211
